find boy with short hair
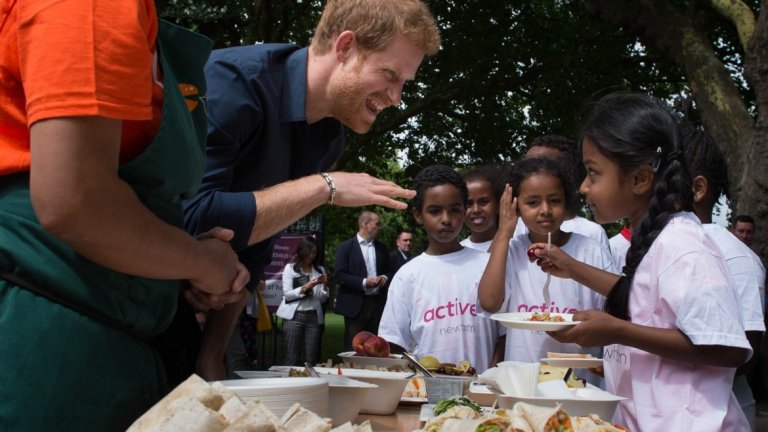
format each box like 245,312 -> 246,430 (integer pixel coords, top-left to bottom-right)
377,165 -> 500,373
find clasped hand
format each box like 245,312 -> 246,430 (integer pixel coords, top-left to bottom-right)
185,227 -> 250,312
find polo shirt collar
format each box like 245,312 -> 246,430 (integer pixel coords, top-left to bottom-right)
280,47 -> 309,122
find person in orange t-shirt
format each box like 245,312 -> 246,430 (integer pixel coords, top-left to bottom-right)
0,1 -> 248,430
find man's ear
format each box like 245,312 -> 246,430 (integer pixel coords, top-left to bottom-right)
631,165 -> 655,196
691,175 -> 708,204
333,30 -> 356,63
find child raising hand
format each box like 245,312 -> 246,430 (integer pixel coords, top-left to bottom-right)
478,158 -> 613,366
535,92 -> 750,431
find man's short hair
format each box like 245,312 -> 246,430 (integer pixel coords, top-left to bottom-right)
733,214 -> 755,227
358,210 -> 378,227
311,0 -> 440,56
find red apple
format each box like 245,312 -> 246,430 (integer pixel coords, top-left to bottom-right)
362,335 -> 390,358
352,331 -> 375,355
527,247 -> 539,261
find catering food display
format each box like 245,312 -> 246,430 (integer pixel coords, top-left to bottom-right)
541,353 -> 603,369
126,374 -> 373,432
422,400 -> 628,432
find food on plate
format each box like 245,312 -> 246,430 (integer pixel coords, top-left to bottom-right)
418,355 -> 477,376
572,414 -> 629,432
287,368 -> 311,377
419,355 -> 440,369
361,335 -> 390,357
433,396 -> 483,416
424,401 -> 628,432
402,377 -> 427,398
538,365 -> 586,388
512,402 -> 573,432
546,353 -> 596,359
437,416 -> 513,432
351,331 -> 391,357
527,312 -> 564,322
126,374 -> 367,432
352,331 -> 376,355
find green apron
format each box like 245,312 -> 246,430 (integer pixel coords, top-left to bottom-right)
0,21 -> 212,431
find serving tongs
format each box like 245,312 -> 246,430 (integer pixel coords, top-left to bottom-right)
304,362 -> 320,377
402,352 -> 434,377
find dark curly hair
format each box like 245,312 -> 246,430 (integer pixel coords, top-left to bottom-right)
461,164 -> 505,204
682,126 -> 730,202
528,135 -> 584,213
581,92 -> 692,321
412,165 -> 468,211
506,157 -> 575,212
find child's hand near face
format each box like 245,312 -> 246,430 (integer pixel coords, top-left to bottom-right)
496,184 -> 518,240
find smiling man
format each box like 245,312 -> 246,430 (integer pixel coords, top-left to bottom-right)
182,0 -> 440,379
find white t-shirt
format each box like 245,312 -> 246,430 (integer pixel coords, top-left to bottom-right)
703,223 -> 765,331
460,237 -> 493,252
608,231 -> 630,270
492,233 -> 615,362
603,212 -> 751,432
378,247 -> 499,373
515,216 -> 612,254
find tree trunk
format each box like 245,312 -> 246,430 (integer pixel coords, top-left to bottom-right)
584,0 -> 768,261
743,1 -> 768,260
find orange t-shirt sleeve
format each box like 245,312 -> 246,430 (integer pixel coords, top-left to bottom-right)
18,0 -> 158,125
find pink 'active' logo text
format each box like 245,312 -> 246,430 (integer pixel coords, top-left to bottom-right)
423,298 -> 477,322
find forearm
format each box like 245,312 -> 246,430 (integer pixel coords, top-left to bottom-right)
30,118 -> 219,284
196,293 -> 251,380
564,260 -> 619,297
249,175 -> 328,245
478,237 -> 511,312
617,321 -> 749,367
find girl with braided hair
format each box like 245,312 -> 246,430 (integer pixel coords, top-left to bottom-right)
533,92 -> 751,431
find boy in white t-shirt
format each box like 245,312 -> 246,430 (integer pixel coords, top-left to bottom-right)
378,165 -> 500,373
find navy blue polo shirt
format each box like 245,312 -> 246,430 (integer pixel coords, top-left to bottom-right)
183,44 -> 344,281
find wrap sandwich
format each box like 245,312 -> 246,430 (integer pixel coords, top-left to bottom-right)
438,417 -> 514,432
511,402 -> 573,432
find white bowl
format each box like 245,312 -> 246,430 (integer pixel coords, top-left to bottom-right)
219,377 -> 329,418
496,384 -> 624,420
322,375 -> 378,426
338,351 -> 412,371
313,367 -> 412,415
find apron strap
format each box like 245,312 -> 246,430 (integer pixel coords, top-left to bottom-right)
0,270 -> 152,343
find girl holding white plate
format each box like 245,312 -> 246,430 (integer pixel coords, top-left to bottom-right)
477,157 -> 615,366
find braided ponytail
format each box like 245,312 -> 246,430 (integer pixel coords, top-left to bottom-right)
580,93 -> 692,320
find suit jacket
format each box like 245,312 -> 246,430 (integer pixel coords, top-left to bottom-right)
333,236 -> 392,318
389,249 -> 410,276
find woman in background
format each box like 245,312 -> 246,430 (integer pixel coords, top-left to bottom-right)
276,236 -> 328,366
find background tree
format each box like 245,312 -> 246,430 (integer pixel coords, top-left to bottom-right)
582,0 -> 767,260
158,0 -> 766,267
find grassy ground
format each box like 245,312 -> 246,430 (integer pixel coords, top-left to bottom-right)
256,312 -> 346,369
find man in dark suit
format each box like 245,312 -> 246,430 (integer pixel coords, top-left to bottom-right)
334,210 -> 392,350
389,229 -> 413,275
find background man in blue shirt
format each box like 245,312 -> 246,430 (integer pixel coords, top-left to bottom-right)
182,0 -> 441,378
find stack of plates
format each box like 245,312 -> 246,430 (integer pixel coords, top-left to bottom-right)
218,377 -> 328,418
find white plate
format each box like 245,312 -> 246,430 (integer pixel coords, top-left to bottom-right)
541,357 -> 603,368
491,312 -> 579,331
400,396 -> 428,404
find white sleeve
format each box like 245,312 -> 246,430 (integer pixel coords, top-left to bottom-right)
668,252 -> 752,353
377,272 -> 415,351
726,255 -> 766,332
